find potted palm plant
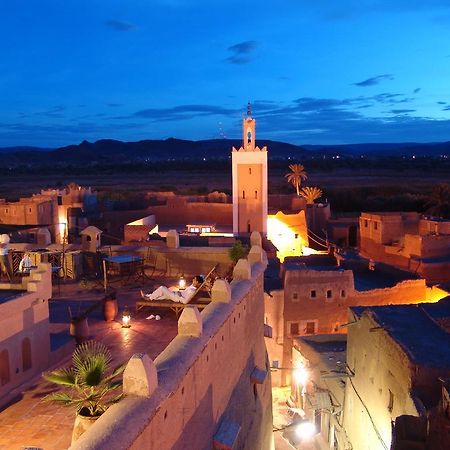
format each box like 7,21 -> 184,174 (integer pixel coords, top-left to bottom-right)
43,340 -> 126,443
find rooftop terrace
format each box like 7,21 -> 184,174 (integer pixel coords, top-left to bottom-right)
0,277 -> 179,450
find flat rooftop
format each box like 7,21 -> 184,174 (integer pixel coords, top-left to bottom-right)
352,302 -> 450,369
283,253 -> 418,291
352,268 -> 412,291
0,276 -> 179,450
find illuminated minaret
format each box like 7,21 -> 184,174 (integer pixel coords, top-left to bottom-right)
232,103 -> 268,235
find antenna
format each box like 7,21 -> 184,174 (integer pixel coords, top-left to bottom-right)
247,101 -> 252,117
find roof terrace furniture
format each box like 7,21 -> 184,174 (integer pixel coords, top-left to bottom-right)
135,264 -> 219,317
103,254 -> 145,290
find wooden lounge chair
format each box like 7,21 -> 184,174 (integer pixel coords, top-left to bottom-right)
135,264 -> 219,317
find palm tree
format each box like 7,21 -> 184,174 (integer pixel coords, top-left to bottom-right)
285,164 -> 308,196
43,340 -> 126,417
426,183 -> 450,219
299,186 -> 323,205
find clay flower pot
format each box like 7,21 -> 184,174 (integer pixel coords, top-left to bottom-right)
70,317 -> 89,344
103,292 -> 118,322
71,408 -> 100,443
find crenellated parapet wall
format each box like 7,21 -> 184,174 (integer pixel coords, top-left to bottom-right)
71,245 -> 273,450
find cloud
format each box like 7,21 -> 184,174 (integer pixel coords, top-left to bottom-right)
353,74 -> 394,87
105,20 -> 137,31
230,94 -> 450,144
130,104 -> 241,121
437,101 -> 447,105
225,40 -> 257,64
390,109 -> 416,114
18,105 -> 66,119
107,103 -> 123,107
413,88 -> 421,94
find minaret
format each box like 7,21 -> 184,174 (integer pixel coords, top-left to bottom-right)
232,103 -> 268,235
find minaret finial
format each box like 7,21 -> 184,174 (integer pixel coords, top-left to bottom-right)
247,101 -> 252,117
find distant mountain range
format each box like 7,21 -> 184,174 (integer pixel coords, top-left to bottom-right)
0,138 -> 449,167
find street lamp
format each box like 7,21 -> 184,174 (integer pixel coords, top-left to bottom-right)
295,420 -> 316,440
274,418 -> 318,447
293,364 -> 308,386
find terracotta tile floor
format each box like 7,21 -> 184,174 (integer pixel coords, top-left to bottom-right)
0,278 -> 179,450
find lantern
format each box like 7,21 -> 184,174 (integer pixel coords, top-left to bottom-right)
179,275 -> 186,290
122,307 -> 131,328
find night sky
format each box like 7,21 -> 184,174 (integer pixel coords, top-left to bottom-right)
2,0 -> 450,147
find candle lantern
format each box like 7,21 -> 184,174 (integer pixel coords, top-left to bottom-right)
179,275 -> 186,290
122,307 -> 131,328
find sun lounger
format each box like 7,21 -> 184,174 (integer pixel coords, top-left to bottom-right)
135,264 -> 219,317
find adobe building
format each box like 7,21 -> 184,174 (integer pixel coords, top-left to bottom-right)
359,211 -> 450,283
232,104 -> 268,235
0,264 -> 55,407
264,254 -> 446,386
343,301 -> 450,450
0,183 -> 97,244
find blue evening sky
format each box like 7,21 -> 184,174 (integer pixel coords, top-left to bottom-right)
1,0 -> 450,147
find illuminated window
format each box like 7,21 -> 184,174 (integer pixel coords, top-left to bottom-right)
292,292 -> 298,302
310,290 -> 316,299
326,289 -> 332,299
4,209 -> 8,214
388,390 -> 394,412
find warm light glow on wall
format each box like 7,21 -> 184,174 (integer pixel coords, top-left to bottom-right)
57,209 -> 68,244
267,216 -> 303,262
426,285 -> 450,303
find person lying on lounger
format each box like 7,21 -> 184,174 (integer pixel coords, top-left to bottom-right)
140,275 -> 204,304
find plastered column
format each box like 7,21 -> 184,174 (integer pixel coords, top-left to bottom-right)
211,279 -> 231,303
233,259 -> 251,280
123,353 -> 158,397
248,245 -> 267,266
178,306 -> 202,337
250,231 -> 262,248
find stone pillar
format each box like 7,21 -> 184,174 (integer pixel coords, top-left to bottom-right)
248,245 -> 267,265
250,231 -> 262,248
123,353 -> 158,397
178,306 -> 202,337
233,258 -> 251,280
211,279 -> 231,303
166,230 -> 179,249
